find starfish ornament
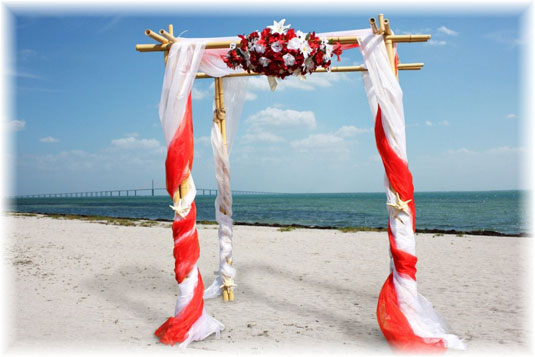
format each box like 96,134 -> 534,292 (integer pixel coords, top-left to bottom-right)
267,19 -> 291,34
169,200 -> 191,218
386,191 -> 412,223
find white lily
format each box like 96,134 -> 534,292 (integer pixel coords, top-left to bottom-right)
267,19 -> 291,34
300,41 -> 312,59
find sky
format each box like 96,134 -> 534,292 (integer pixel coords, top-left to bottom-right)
3,4 -> 532,195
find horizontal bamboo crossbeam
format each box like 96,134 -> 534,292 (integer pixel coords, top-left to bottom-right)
135,34 -> 430,52
194,63 -> 423,79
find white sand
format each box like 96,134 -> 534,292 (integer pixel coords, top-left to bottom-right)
2,214 -> 532,354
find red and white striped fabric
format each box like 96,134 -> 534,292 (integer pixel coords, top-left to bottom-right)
360,31 -> 465,351
156,41 -> 224,347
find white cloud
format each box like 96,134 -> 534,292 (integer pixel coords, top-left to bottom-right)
424,120 -> 449,127
506,113 -> 517,119
437,26 -> 458,36
335,125 -> 371,137
40,136 -> 59,143
110,136 -> 163,151
290,134 -> 346,153
427,40 -> 447,46
486,146 -> 524,154
6,119 -> 26,132
195,136 -> 211,145
191,87 -> 208,100
447,148 -> 476,155
8,69 -> 43,80
124,132 -> 139,137
447,146 -> 524,156
242,131 -> 285,143
247,107 -> 316,129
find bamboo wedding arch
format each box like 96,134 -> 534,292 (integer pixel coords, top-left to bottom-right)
136,14 -> 429,301
135,14 -> 465,351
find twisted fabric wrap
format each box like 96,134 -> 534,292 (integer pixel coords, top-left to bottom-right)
360,31 -> 465,351
156,40 -> 225,347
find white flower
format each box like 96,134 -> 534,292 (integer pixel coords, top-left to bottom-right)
283,53 -> 295,66
253,42 -> 266,53
320,36 -> 328,46
229,42 -> 236,50
287,37 -> 302,51
259,57 -> 270,67
325,44 -> 333,58
300,41 -> 312,59
296,30 -> 306,39
267,19 -> 291,34
271,41 -> 282,53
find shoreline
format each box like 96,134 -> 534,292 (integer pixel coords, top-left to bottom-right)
7,211 -> 529,237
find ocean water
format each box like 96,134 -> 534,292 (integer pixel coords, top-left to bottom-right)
9,190 -> 530,235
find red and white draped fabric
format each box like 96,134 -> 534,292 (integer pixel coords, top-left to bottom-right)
156,38 -> 248,346
359,31 -> 465,351
155,28 -> 464,351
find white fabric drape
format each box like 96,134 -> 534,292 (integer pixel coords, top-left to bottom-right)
204,77 -> 248,299
162,35 -> 248,299
359,31 -> 465,350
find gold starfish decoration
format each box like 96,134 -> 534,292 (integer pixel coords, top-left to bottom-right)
219,276 -> 237,289
386,191 -> 412,223
169,199 -> 190,218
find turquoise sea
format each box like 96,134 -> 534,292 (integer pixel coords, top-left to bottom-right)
10,190 -> 530,236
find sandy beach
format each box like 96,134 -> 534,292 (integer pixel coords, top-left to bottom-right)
3,213 -> 532,354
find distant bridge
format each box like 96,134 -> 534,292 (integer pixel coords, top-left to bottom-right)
14,187 -> 275,199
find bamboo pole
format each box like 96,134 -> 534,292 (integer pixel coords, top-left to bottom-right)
136,34 -> 430,52
160,29 -> 176,42
383,18 -> 397,77
194,63 -> 424,79
164,24 -> 173,65
214,76 -> 233,302
369,17 -> 378,34
378,14 -> 385,34
145,29 -> 168,44
385,34 -> 431,43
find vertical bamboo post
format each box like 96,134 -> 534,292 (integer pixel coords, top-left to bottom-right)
163,24 -> 173,65
214,77 -> 233,301
377,14 -> 385,34
383,18 -> 397,78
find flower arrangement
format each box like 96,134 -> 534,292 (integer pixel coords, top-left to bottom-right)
223,19 -> 343,79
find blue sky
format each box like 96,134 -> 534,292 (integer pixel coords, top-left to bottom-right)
5,8 -> 530,195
